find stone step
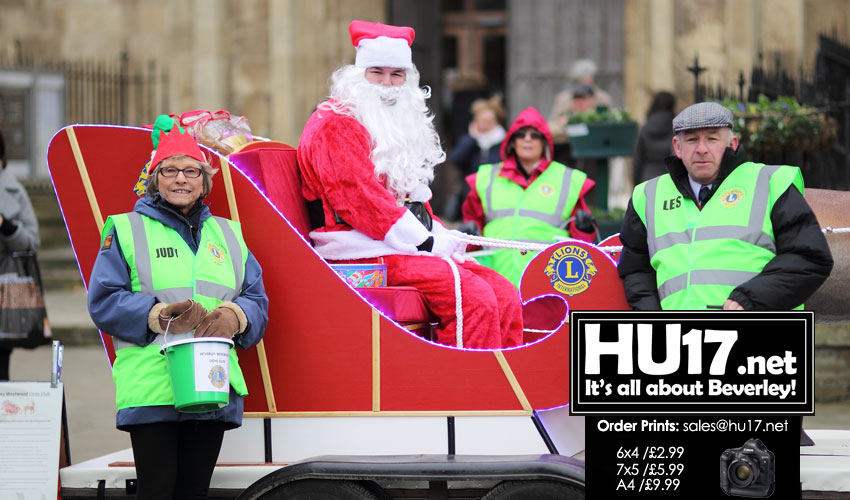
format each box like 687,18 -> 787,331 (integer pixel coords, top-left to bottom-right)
36,247 -> 85,291
23,180 -> 76,250
815,324 -> 850,402
46,326 -> 103,347
41,289 -> 100,347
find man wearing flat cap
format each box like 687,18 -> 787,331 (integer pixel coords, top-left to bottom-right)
617,101 -> 832,310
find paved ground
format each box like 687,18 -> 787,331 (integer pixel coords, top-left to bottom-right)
43,288 -> 97,331
10,344 -> 130,463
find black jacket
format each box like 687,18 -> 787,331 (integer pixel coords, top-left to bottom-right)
618,147 -> 833,310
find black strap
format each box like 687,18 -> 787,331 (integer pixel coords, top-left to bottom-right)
306,199 -> 326,230
308,198 -> 433,232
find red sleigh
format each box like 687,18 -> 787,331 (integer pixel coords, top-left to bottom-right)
46,124 -> 628,418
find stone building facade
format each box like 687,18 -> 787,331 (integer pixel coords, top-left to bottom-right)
2,0 -> 850,177
624,0 -> 850,122
0,0 -> 383,146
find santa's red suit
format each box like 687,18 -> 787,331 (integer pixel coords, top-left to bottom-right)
297,106 -> 523,349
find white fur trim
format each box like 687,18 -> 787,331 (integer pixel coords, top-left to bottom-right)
355,36 -> 413,69
148,302 -> 167,334
383,209 -> 432,252
430,219 -> 448,234
408,184 -> 432,203
310,211 -> 431,260
311,229 -> 402,260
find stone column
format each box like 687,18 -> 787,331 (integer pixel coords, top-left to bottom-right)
192,0 -> 226,110
724,0 -> 758,101
623,0 -> 675,122
758,0 -> 805,73
268,0 -> 298,144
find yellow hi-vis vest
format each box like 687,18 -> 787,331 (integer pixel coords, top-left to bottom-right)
103,212 -> 249,410
475,161 -> 586,287
632,162 -> 804,310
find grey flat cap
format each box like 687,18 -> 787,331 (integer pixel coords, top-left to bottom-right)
672,102 -> 734,133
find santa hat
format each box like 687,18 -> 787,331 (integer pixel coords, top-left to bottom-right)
148,114 -> 206,174
349,20 -> 415,70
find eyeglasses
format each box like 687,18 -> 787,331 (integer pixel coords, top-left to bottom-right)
159,166 -> 202,178
514,130 -> 544,141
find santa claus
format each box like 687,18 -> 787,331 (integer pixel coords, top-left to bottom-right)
297,20 -> 523,349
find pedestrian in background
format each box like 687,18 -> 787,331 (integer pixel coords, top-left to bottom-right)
632,91 -> 676,185
0,130 -> 41,380
547,59 -> 614,161
444,95 -> 506,221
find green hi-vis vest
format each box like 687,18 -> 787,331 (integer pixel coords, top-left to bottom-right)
475,161 -> 586,287
103,212 -> 250,410
632,162 -> 804,310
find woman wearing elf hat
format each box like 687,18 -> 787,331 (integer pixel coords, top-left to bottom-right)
87,115 -> 269,500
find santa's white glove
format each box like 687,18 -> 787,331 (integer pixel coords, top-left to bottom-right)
430,230 -> 468,263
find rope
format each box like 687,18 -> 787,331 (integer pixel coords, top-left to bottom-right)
443,256 -> 464,348
461,234 -> 622,254
462,225 -> 850,255
524,327 -> 557,334
462,234 -> 548,252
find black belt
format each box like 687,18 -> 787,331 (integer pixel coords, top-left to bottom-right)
307,198 -> 432,231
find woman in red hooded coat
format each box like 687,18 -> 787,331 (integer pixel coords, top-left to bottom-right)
462,107 -> 597,287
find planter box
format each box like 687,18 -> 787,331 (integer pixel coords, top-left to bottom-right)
566,121 -> 638,158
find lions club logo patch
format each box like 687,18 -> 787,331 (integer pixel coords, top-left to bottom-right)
539,184 -> 554,196
209,365 -> 227,388
208,242 -> 226,263
721,188 -> 744,207
544,244 -> 598,296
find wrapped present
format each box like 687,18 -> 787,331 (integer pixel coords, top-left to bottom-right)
330,264 -> 387,288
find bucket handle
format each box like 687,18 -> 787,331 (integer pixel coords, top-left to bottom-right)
161,316 -> 173,353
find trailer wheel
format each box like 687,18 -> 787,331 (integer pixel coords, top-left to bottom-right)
261,479 -> 380,500
482,480 -> 583,500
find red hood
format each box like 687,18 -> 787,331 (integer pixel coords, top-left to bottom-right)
500,106 -> 554,161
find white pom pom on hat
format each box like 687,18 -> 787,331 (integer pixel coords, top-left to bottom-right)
349,20 -> 415,70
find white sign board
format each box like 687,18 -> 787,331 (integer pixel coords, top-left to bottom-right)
0,381 -> 63,499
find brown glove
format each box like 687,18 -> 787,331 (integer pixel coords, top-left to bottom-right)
194,302 -> 248,338
148,299 -> 207,334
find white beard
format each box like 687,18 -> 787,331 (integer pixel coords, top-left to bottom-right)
322,65 -> 446,202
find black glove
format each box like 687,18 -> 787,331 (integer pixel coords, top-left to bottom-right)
574,209 -> 596,234
457,221 -> 481,237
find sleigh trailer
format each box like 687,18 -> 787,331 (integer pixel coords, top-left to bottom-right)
47,125 -> 614,499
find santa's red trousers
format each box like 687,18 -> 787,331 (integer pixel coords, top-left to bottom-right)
341,254 -> 523,349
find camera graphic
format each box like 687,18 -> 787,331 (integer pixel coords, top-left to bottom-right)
720,438 -> 775,497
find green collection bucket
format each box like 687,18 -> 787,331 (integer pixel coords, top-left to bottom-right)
160,337 -> 234,413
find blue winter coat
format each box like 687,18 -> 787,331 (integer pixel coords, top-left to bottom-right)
87,195 -> 269,430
